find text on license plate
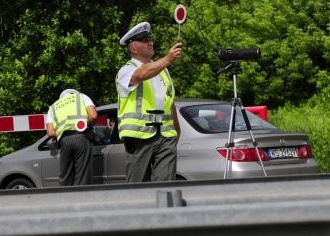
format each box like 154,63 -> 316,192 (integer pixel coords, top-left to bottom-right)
267,148 -> 298,159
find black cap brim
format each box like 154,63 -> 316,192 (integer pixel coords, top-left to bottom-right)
126,31 -> 150,44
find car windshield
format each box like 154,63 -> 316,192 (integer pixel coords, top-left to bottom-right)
180,104 -> 277,133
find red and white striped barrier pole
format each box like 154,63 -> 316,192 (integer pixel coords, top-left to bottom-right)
0,114 -> 47,133
0,113 -> 109,133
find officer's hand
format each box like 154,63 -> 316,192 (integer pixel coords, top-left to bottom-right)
166,43 -> 182,63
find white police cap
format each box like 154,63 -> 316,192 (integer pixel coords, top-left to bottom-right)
59,89 -> 78,99
119,22 -> 151,46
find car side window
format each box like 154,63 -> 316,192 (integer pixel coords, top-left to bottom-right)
180,104 -> 234,133
38,136 -> 52,151
93,125 -> 112,145
92,113 -> 121,145
181,104 -> 277,133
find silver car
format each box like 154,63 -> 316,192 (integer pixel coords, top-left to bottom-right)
0,99 -> 319,189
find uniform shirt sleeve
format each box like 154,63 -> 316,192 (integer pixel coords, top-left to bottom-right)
82,94 -> 95,107
117,63 -> 140,97
46,108 -> 53,124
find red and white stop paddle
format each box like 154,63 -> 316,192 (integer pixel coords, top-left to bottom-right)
75,119 -> 87,132
174,4 -> 187,41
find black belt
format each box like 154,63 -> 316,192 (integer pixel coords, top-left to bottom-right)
62,130 -> 81,137
146,110 -> 163,133
63,130 -> 82,136
59,130 -> 82,145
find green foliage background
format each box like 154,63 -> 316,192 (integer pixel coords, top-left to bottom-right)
0,0 -> 329,170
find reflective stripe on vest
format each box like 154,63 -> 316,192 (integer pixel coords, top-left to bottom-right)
117,60 -> 177,139
50,93 -> 88,140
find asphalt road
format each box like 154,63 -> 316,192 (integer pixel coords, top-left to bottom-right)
1,174 -> 330,236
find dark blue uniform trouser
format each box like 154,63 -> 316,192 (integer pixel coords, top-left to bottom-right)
59,133 -> 92,186
124,133 -> 177,183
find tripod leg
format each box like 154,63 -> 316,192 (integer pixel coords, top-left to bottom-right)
240,104 -> 267,176
224,99 -> 236,179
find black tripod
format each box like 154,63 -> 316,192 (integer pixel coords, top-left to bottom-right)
218,61 -> 267,179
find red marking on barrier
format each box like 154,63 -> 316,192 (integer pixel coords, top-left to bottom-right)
28,115 -> 45,130
0,117 -> 14,132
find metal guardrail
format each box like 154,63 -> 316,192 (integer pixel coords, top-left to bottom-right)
1,174 -> 330,236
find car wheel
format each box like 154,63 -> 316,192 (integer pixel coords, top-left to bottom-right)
5,178 -> 35,190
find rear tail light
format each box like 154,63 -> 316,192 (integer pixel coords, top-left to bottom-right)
217,147 -> 269,162
298,145 -> 314,159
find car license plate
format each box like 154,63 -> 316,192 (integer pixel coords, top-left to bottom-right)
267,147 -> 298,159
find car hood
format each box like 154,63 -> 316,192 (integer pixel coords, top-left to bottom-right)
0,136 -> 46,162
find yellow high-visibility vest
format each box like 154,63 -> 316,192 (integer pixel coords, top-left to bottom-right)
117,60 -> 177,139
50,93 -> 88,140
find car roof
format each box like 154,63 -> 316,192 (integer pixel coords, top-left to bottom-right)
97,98 -> 229,111
97,103 -> 117,111
174,98 -> 228,108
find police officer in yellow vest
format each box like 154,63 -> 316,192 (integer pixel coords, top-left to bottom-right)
46,89 -> 97,186
117,22 -> 182,182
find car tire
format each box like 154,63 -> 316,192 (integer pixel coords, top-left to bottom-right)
5,178 -> 35,190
